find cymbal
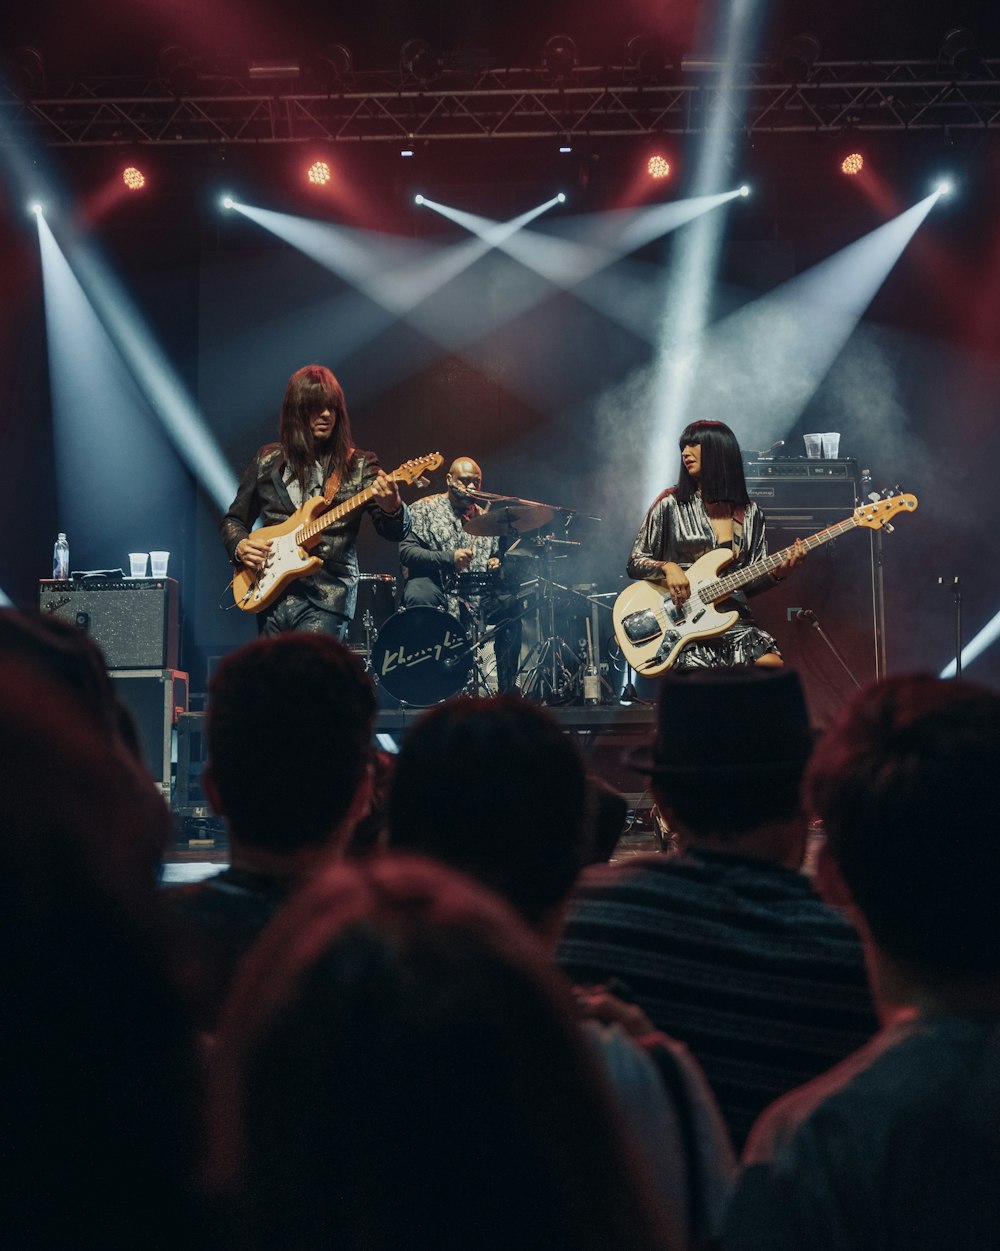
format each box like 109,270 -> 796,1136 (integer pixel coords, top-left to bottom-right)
463,502 -> 555,537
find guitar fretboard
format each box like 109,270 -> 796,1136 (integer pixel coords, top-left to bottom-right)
699,514 -> 861,603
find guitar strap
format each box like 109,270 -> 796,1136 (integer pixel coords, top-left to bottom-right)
731,505 -> 746,561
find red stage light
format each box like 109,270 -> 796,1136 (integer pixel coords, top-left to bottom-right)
122,165 -> 146,191
841,152 -> 864,176
647,154 -> 671,180
307,160 -> 332,186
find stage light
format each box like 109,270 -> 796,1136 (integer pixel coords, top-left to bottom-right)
739,185 -> 750,197
625,34 -> 679,82
158,45 -> 199,95
557,193 -> 567,203
938,27 -> 984,80
307,160 -> 332,187
400,39 -> 439,84
30,201 -> 43,216
122,165 -> 146,192
559,143 -> 572,154
6,46 -> 46,99
414,194 -> 425,205
647,154 -> 671,180
400,147 -> 414,158
936,179 -> 954,196
542,34 -> 578,78
221,194 -> 235,210
308,43 -> 353,89
841,152 -> 864,176
778,33 -> 821,84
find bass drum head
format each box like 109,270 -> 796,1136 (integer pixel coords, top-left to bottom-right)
371,607 -> 471,706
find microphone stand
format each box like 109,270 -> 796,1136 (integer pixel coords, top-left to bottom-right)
796,609 -> 863,691
938,575 -> 962,677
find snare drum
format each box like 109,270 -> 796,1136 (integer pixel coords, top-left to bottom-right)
347,573 -> 397,653
371,607 -> 471,706
455,569 -> 501,597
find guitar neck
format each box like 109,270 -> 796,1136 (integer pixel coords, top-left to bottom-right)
701,514 -> 861,601
298,476 -> 399,542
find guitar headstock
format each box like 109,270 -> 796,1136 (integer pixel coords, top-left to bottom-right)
854,493 -> 918,529
392,453 -> 444,485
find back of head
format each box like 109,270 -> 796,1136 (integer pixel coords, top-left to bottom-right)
213,854 -> 669,1251
637,667 -> 813,841
386,696 -> 587,926
0,661 -> 199,1247
207,634 -> 375,851
806,673 -> 1000,978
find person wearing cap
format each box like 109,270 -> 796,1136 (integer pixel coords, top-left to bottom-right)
556,667 -> 878,1150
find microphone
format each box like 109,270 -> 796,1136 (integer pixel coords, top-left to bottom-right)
796,608 -> 819,627
757,439 -> 785,457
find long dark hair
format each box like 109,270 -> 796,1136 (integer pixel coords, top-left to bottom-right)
278,365 -> 354,495
675,420 -> 750,506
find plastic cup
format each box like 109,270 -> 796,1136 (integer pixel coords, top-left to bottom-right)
129,552 -> 149,577
822,432 -> 841,459
149,550 -> 170,577
803,434 -> 823,459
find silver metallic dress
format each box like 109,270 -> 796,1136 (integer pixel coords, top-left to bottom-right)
626,489 -> 781,668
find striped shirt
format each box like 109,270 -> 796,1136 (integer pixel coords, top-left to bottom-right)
557,848 -> 879,1149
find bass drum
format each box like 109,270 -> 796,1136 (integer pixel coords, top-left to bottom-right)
371,607 -> 471,707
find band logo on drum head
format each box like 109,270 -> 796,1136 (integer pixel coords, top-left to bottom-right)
372,606 -> 472,706
379,627 -> 466,678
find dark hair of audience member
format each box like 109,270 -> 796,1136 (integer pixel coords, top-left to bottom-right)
386,696 -> 587,927
0,661 -> 204,1249
652,767 -> 804,842
805,673 -> 1000,978
581,774 -> 629,864
206,634 -> 376,850
344,747 -> 395,856
0,607 -> 142,756
211,854 -> 675,1251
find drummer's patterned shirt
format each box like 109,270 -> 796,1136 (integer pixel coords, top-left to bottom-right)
399,492 -> 499,620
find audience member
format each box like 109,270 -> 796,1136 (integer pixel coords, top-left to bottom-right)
557,668 -> 878,1149
210,854 -> 677,1251
0,660 -> 204,1250
387,696 -> 735,1247
722,674 -> 1000,1250
162,633 -> 375,1028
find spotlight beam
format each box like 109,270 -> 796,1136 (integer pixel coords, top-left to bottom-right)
940,614 -> 1000,678
41,218 -> 236,511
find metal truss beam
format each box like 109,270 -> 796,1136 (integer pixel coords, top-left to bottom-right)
2,61 -> 999,148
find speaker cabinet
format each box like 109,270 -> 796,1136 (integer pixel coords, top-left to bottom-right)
110,669 -> 189,789
752,523 -> 877,730
38,578 -> 179,670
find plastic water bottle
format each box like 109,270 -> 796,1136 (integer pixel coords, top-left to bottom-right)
53,532 -> 70,580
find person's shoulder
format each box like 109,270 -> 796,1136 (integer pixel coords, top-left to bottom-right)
653,487 -> 679,506
250,442 -> 281,465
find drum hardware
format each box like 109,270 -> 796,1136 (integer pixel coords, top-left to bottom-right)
347,573 -> 396,665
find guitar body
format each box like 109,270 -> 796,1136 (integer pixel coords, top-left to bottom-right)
613,549 -> 741,676
231,496 -> 329,614
612,492 -> 918,676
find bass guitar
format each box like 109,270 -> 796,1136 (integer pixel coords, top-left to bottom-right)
613,492 -> 917,676
232,453 -> 442,613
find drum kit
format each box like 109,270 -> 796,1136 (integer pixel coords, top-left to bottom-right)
356,490 -> 611,708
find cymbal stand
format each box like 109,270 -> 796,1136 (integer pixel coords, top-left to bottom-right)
516,536 -> 586,705
455,593 -> 495,697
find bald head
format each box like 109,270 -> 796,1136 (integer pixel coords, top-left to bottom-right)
446,457 -> 483,507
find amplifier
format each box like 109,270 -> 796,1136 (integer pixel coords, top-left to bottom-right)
744,458 -> 860,520
110,669 -> 189,790
38,578 -> 179,670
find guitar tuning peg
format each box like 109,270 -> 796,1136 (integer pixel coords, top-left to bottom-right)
883,522 -> 894,534
416,475 -> 429,488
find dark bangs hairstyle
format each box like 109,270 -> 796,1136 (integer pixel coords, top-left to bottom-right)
279,364 -> 354,494
676,420 -> 750,506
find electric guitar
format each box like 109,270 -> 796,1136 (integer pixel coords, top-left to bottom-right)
232,453 -> 442,613
613,493 -> 917,676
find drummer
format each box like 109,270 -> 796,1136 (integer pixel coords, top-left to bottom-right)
399,456 -> 519,693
